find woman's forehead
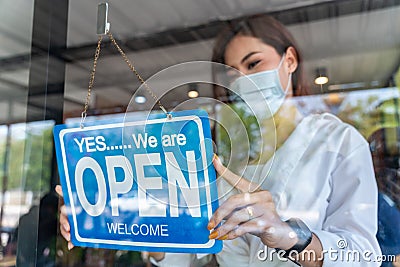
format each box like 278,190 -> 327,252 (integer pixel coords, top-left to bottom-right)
224,35 -> 278,65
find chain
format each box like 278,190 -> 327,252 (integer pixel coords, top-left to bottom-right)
80,31 -> 170,129
107,31 -> 169,116
81,35 -> 103,128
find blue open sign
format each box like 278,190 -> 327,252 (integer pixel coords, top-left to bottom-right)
54,110 -> 222,253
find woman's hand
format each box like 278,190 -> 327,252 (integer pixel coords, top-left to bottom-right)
142,251 -> 166,264
393,254 -> 400,267
55,185 -> 74,250
208,156 -> 297,250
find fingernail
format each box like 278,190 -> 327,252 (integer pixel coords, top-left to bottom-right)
208,231 -> 218,239
68,242 -> 73,250
207,221 -> 214,230
218,234 -> 228,240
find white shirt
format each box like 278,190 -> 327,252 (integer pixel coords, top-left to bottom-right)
155,113 -> 382,267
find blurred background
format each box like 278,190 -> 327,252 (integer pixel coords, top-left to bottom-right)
0,0 -> 399,266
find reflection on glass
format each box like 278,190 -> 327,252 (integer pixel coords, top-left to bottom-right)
0,121 -> 54,266
215,86 -> 400,266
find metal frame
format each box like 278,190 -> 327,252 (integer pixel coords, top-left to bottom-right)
16,0 -> 68,265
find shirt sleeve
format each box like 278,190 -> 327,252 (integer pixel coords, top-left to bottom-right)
313,142 -> 382,266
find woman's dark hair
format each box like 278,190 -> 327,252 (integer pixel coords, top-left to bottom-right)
212,15 -> 309,99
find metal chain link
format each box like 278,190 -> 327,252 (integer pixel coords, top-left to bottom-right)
81,35 -> 103,128
107,31 -> 169,116
80,31 -> 170,129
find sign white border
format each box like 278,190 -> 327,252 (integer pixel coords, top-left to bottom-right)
59,115 -> 215,249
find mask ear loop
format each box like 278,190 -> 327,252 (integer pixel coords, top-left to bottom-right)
284,72 -> 292,95
277,53 -> 292,95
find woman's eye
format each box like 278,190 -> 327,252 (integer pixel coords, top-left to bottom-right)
247,60 -> 261,70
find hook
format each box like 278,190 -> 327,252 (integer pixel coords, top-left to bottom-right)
80,112 -> 87,129
97,3 -> 110,35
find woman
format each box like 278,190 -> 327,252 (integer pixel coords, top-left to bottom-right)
58,16 -> 381,266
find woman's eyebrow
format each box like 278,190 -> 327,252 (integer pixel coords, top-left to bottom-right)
240,51 -> 261,64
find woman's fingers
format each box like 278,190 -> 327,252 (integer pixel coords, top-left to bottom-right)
210,205 -> 260,239
209,201 -> 277,239
208,194 -> 251,229
60,223 -> 73,251
60,228 -> 71,243
148,252 -> 165,261
59,206 -> 69,227
59,205 -> 70,239
212,155 -> 259,193
218,219 -> 269,240
59,206 -> 74,249
59,201 -> 70,241
67,242 -> 74,250
393,255 -> 400,267
56,186 -> 75,250
210,154 -> 273,237
208,191 -> 272,230
55,185 -> 63,197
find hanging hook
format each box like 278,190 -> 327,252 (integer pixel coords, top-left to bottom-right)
97,3 -> 110,35
80,111 -> 87,129
94,2 -> 171,120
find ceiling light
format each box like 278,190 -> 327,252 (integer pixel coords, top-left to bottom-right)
315,76 -> 329,85
314,67 -> 329,85
188,83 -> 199,98
188,90 -> 199,98
134,95 -> 146,104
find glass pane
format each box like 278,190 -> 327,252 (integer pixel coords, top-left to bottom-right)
0,1 -> 35,266
60,1 -> 400,266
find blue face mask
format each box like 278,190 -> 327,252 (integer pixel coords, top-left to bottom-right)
230,54 -> 291,120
